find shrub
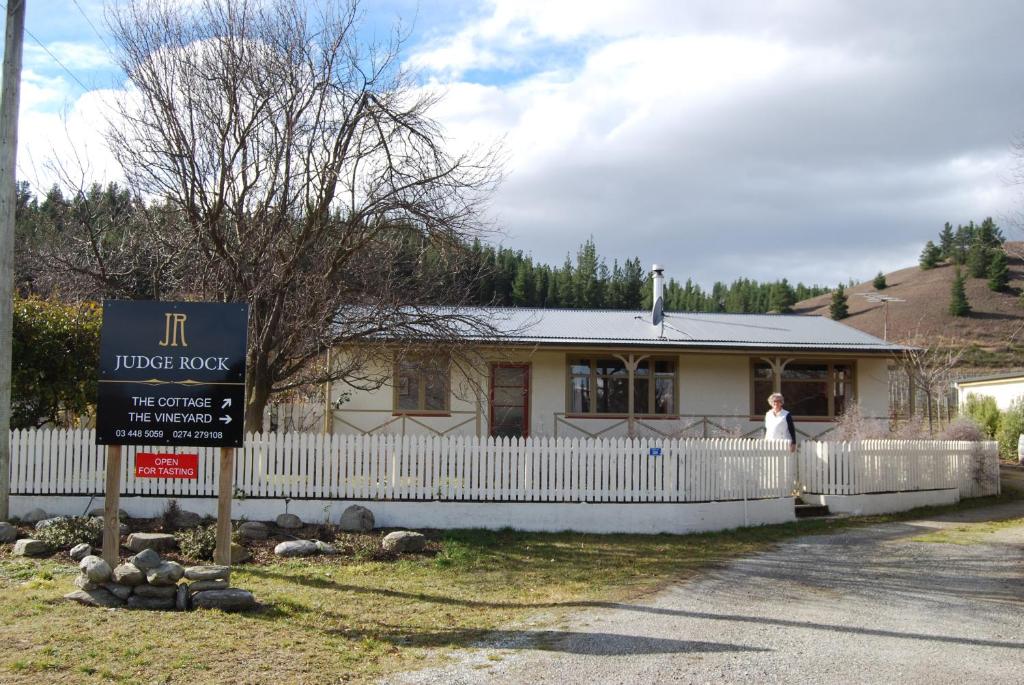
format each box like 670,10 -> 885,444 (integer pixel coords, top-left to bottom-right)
832,404 -> 890,440
34,516 -> 103,550
175,524 -> 217,561
962,394 -> 999,437
12,298 -> 101,428
996,398 -> 1024,461
940,417 -> 985,442
160,498 -> 183,532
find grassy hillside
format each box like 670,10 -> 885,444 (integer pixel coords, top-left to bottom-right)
795,242 -> 1024,368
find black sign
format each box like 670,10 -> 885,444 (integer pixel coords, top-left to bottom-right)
96,300 -> 249,447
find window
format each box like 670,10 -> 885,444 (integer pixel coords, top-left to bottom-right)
395,356 -> 449,414
752,360 -> 853,418
569,357 -> 676,416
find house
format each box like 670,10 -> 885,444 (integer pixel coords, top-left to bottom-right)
954,371 -> 1024,411
327,267 -> 905,440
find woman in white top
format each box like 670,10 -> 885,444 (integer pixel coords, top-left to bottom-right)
764,392 -> 797,452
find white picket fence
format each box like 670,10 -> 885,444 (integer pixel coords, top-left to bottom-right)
7,429 -> 998,503
798,439 -> 999,499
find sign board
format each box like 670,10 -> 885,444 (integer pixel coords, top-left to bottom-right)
96,300 -> 249,447
649,447 -> 662,457
135,452 -> 199,479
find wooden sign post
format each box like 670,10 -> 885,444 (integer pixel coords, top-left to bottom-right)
214,447 -> 235,565
95,300 -> 248,569
102,445 -> 122,568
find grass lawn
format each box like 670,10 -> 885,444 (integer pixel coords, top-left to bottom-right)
1,490 -> 1020,684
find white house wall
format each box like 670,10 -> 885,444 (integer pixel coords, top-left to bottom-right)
329,350 -> 894,439
957,379 -> 1024,411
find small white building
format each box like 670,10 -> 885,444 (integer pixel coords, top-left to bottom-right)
954,372 -> 1024,411
322,268 -> 904,440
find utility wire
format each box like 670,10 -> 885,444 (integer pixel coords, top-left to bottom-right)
23,27 -> 91,93
71,0 -> 113,54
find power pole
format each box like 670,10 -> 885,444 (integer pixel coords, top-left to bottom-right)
0,0 -> 26,521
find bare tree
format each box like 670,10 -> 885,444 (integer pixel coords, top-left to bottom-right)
95,0 -> 502,427
896,335 -> 965,434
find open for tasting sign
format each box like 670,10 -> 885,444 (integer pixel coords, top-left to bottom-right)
96,300 -> 249,448
136,452 -> 199,479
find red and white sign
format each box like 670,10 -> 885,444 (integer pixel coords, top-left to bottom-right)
135,452 -> 199,479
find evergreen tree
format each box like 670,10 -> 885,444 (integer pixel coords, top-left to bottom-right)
829,284 -> 849,320
977,217 -> 1004,247
919,241 -> 941,270
938,222 -> 954,259
511,259 -> 534,305
872,271 -> 887,289
951,223 -> 972,264
966,239 -> 990,278
949,267 -> 970,316
987,249 -> 1009,291
768,279 -> 796,313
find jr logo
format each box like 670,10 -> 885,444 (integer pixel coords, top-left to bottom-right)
158,313 -> 188,347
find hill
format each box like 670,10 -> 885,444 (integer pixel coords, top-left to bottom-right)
794,242 -> 1024,367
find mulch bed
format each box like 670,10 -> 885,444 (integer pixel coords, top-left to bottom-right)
0,517 -> 443,567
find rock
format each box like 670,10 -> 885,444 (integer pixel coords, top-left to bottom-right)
79,555 -> 112,584
35,516 -> 68,530
382,531 -> 426,553
64,588 -> 125,608
191,589 -> 257,612
231,542 -> 251,563
189,579 -> 229,593
12,538 -> 49,557
236,521 -> 269,540
127,595 -> 175,610
74,575 -> 99,591
129,548 -> 162,572
69,543 -> 93,562
339,505 -> 374,532
273,539 -> 319,557
103,583 -> 133,601
176,583 -> 190,611
146,561 -> 185,586
126,532 -> 177,553
112,562 -> 146,586
21,508 -> 48,524
0,522 -> 17,543
88,507 -> 129,519
133,583 -> 178,599
315,540 -> 338,555
172,510 -> 203,529
276,513 -> 303,530
184,565 -> 230,582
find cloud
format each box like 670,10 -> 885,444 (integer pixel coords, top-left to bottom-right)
407,0 -> 1024,286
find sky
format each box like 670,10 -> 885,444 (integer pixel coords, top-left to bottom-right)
16,0 -> 1024,289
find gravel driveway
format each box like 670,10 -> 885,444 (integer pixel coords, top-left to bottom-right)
385,498 -> 1024,684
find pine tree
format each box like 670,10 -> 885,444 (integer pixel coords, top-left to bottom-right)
987,249 -> 1009,291
872,271 -> 887,289
949,267 -> 970,316
938,222 -> 954,259
829,284 -> 849,320
919,241 -> 941,270
966,239 -> 990,278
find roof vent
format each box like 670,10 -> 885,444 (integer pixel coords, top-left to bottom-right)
651,264 -> 665,326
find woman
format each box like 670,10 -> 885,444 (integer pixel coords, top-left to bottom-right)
764,392 -> 797,452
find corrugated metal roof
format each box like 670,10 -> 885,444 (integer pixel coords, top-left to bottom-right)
454,307 -> 906,353
955,370 -> 1024,385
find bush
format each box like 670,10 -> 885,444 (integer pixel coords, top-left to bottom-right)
832,404 -> 891,440
175,524 -> 217,561
962,394 -> 1000,437
34,516 -> 103,550
12,297 -> 101,428
940,417 -> 985,442
996,398 -> 1024,461
160,498 -> 183,532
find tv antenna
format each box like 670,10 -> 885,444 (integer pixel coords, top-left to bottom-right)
856,293 -> 905,342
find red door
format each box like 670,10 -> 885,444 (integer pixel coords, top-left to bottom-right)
490,364 -> 530,438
